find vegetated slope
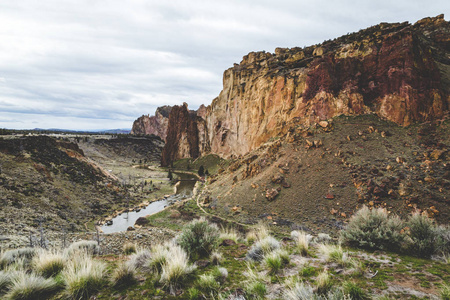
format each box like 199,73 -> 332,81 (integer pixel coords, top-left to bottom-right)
200,115 -> 449,233
0,135 -> 162,247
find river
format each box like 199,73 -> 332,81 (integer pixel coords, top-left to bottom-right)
101,172 -> 197,233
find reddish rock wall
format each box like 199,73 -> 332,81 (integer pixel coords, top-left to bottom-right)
131,106 -> 172,141
159,15 -> 449,164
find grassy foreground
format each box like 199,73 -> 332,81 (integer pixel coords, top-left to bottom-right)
0,203 -> 449,299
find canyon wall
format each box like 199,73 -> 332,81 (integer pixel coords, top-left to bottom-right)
154,15 -> 450,165
131,106 -> 172,141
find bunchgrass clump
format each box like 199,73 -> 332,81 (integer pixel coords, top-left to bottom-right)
0,270 -> 13,294
211,266 -> 228,284
62,252 -> 106,300
32,250 -> 65,278
246,236 -> 281,262
127,248 -> 152,271
196,274 -> 220,297
210,251 -> 224,265
122,242 -> 137,255
340,206 -> 405,251
315,233 -> 333,244
219,226 -> 241,244
0,248 -> 37,270
159,244 -> 196,293
112,262 -> 136,287
264,252 -> 283,275
318,243 -> 357,268
440,283 -> 450,300
283,282 -> 315,300
66,240 -> 99,256
176,217 -> 220,260
316,271 -> 332,295
291,231 -> 310,256
149,243 -> 170,273
264,249 -> 289,275
342,281 -> 368,300
246,222 -> 270,244
245,281 -> 266,300
4,270 -> 61,300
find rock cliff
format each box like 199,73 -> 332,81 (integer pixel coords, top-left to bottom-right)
131,106 -> 172,140
161,103 -> 201,166
159,15 -> 449,165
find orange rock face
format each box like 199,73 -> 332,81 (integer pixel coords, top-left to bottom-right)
158,15 -> 449,165
201,15 -> 449,158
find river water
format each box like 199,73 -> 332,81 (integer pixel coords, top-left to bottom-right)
101,173 -> 197,233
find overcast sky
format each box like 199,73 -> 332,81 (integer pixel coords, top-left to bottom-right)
0,1 -> 448,130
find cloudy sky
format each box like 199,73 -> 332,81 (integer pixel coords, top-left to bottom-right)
0,1 -> 448,130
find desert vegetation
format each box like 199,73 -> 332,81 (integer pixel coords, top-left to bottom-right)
0,208 -> 449,299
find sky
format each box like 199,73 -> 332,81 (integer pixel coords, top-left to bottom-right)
0,1 -> 448,130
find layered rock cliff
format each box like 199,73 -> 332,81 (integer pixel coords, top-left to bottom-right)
158,15 -> 449,165
131,106 -> 172,140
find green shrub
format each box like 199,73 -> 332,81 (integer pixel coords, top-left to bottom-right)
435,225 -> 450,258
0,248 -> 37,270
187,287 -> 201,300
4,271 -> 61,300
340,206 -> 405,251
62,252 -> 106,299
176,217 -> 220,259
407,212 -> 439,258
245,281 -> 266,299
342,281 -> 368,300
32,250 -> 65,278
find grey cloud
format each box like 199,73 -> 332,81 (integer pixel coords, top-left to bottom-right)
0,0 -> 448,130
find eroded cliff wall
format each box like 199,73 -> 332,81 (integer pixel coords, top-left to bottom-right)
161,103 -> 201,166
158,15 -> 449,165
205,15 -> 449,158
131,106 -> 172,141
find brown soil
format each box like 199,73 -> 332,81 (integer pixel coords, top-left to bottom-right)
202,114 -> 449,235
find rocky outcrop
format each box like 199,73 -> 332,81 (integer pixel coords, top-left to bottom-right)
203,15 -> 449,158
131,106 -> 172,141
161,103 -> 201,166
161,15 -> 449,164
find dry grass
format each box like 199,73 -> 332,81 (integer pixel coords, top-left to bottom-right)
32,250 -> 65,278
291,231 -> 310,256
62,252 -> 106,299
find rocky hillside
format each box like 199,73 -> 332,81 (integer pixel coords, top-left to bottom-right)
157,15 -> 449,165
199,114 -> 449,232
0,135 -> 165,248
131,105 -> 172,140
